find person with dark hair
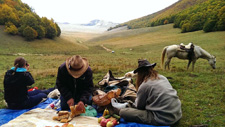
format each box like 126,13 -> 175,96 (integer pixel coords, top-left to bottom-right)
56,55 -> 94,110
114,59 -> 182,126
3,57 -> 54,109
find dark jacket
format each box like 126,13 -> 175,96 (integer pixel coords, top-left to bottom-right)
4,70 -> 34,103
56,62 -> 94,104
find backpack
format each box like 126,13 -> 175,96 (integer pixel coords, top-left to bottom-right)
93,70 -> 137,107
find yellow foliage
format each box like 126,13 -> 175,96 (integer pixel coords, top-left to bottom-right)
4,23 -> 18,35
0,4 -> 19,25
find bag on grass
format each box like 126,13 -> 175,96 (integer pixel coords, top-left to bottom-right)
93,70 -> 137,107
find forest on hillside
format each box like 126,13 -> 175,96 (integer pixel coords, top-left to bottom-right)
109,0 -> 225,33
0,0 -> 61,41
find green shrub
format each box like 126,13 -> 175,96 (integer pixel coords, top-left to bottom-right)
20,13 -> 38,27
203,20 -> 217,32
35,25 -> 46,39
41,17 -> 57,39
55,23 -> 61,37
4,22 -> 18,35
18,25 -> 26,36
23,26 -> 37,41
216,19 -> 225,31
216,6 -> 225,31
181,22 -> 191,33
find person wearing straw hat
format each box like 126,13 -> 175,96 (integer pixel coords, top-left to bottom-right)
56,55 -> 94,110
114,59 -> 182,126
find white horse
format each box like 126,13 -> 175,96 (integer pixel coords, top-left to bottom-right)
161,44 -> 216,71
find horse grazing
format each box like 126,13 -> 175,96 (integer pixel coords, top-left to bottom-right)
161,44 -> 216,71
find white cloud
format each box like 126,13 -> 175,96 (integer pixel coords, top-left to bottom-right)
21,0 -> 179,24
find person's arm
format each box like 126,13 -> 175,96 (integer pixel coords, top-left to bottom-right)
24,72 -> 35,86
79,67 -> 94,104
134,83 -> 148,110
56,66 -> 73,103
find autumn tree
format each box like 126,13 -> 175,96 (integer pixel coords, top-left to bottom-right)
4,22 -> 18,35
203,20 -> 217,32
23,26 -> 37,41
181,22 -> 191,33
0,4 -> 19,26
164,19 -> 169,25
55,23 -> 61,37
216,6 -> 225,31
0,0 -> 61,40
20,13 -> 38,27
46,23 -> 57,39
41,17 -> 57,39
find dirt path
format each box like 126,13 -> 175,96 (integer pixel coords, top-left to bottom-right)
100,44 -> 113,52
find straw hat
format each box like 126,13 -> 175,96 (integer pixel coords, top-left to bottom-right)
134,59 -> 156,73
66,55 -> 89,78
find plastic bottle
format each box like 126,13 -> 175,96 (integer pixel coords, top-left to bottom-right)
55,99 -> 61,109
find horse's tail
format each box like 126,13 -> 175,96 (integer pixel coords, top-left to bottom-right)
161,46 -> 167,69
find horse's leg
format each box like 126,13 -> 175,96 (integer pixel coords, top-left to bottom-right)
168,59 -> 171,70
165,58 -> 171,70
187,60 -> 192,70
192,60 -> 196,71
164,59 -> 167,70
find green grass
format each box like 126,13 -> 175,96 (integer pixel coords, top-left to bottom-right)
0,24 -> 224,127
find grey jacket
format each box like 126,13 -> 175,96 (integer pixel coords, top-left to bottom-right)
134,74 -> 182,125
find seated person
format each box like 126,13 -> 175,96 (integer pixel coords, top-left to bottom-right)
114,59 -> 182,126
56,55 -> 94,110
4,57 -> 54,109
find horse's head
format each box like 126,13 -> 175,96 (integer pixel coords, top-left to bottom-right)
208,55 -> 216,69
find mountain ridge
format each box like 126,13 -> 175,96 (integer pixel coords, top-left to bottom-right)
81,19 -> 118,27
58,19 -> 118,33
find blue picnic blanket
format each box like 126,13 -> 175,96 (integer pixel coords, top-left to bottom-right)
0,98 -> 54,126
0,98 -> 169,127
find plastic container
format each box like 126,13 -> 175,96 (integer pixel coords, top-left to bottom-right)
45,99 -> 60,109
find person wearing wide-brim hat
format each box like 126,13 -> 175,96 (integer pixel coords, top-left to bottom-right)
115,59 -> 182,126
56,55 -> 94,110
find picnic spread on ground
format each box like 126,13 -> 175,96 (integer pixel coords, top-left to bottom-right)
0,98 -> 169,127
2,55 -> 183,127
0,70 -> 170,127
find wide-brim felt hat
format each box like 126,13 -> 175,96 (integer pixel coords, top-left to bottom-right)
134,59 -> 156,73
66,55 -> 89,78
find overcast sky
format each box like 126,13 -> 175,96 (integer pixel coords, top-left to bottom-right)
21,0 -> 179,24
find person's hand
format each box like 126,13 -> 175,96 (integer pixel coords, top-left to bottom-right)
67,98 -> 74,106
25,63 -> 30,71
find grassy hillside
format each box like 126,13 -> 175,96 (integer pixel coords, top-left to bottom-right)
112,0 -> 208,29
0,24 -> 224,126
112,0 -> 225,33
0,26 -> 88,55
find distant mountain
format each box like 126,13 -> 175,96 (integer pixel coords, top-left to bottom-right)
58,20 -> 119,33
82,19 -> 118,27
61,22 -> 70,24
82,19 -> 101,26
